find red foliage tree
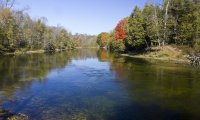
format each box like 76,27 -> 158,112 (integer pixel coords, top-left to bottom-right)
114,18 -> 128,41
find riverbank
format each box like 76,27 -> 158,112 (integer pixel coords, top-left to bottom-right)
121,46 -> 189,64
3,47 -> 98,56
4,49 -> 69,56
2,46 -> 190,64
5,50 -> 45,55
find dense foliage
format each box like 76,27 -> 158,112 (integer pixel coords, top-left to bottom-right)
97,0 -> 200,53
114,18 -> 128,41
97,32 -> 109,47
73,33 -> 97,48
0,1 -> 79,54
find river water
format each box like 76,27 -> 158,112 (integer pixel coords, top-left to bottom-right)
0,49 -> 200,120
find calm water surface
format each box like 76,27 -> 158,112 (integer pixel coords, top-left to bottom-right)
0,49 -> 200,120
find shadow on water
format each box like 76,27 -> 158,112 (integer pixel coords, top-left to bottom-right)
0,49 -> 200,120
105,103 -> 190,120
101,50 -> 200,120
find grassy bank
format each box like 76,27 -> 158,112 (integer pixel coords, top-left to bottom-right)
4,49 -> 45,55
121,45 -> 189,63
4,49 -> 64,55
3,47 -> 98,56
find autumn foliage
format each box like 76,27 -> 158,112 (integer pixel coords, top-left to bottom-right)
101,33 -> 108,45
114,18 -> 128,41
98,49 -> 109,61
97,32 -> 109,47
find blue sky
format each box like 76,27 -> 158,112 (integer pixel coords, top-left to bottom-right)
16,0 -> 155,35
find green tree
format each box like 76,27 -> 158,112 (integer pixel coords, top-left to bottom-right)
97,32 -> 109,47
126,7 -> 146,50
143,4 -> 162,46
0,8 -> 18,52
168,0 -> 200,47
32,19 -> 47,49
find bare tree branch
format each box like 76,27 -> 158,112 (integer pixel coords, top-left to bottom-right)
0,0 -> 16,9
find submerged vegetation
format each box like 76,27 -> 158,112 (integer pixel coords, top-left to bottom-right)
97,0 -> 200,56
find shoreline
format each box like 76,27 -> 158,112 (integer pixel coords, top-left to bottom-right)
2,47 -> 190,64
120,46 -> 191,64
121,54 -> 189,64
5,50 -> 45,56
3,47 -> 98,56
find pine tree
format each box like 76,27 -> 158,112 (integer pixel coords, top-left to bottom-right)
126,6 -> 146,50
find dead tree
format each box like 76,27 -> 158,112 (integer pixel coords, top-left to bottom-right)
0,0 -> 16,9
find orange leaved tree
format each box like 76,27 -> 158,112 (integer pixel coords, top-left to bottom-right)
97,32 -> 109,47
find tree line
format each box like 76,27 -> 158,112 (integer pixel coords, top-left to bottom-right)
73,33 -> 97,48
97,0 -> 200,54
0,0 -> 81,54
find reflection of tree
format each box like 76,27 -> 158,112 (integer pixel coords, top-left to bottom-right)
110,57 -> 127,78
97,49 -> 128,78
96,49 -> 119,62
0,51 -> 76,97
96,49 -> 109,62
74,48 -> 97,60
109,56 -> 200,118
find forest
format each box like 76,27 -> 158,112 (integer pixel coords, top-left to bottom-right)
1,0 -> 200,120
97,0 -> 200,55
2,0 -> 199,56
0,0 -> 97,54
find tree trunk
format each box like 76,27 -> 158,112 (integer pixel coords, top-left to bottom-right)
145,39 -> 149,48
163,0 -> 170,46
154,7 -> 161,47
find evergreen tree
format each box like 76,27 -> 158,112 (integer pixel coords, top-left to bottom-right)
126,7 -> 146,50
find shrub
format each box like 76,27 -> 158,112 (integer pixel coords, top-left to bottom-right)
44,42 -> 56,53
109,41 -> 125,53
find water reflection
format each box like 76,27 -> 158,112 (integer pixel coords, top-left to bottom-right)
0,51 -> 75,97
99,50 -> 200,120
0,49 -> 200,120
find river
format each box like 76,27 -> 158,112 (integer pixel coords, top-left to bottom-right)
0,49 -> 200,120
